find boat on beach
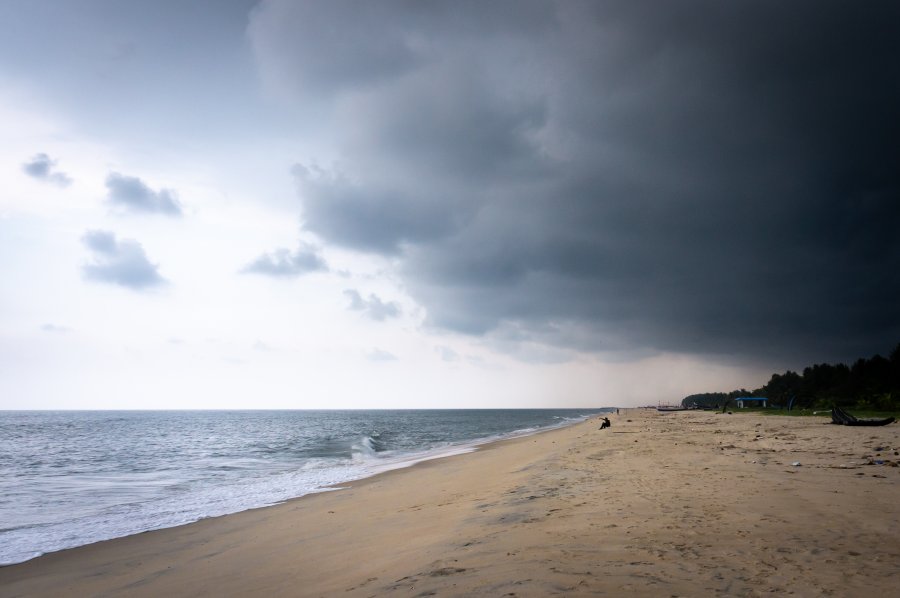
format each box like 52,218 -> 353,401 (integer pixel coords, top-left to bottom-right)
830,406 -> 895,427
656,404 -> 691,412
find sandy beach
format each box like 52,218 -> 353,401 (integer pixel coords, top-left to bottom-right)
2,409 -> 899,597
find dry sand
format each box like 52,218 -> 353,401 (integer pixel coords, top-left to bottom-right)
2,409 -> 899,597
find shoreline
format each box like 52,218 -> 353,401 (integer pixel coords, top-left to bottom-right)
0,410 -> 601,568
2,409 -> 899,596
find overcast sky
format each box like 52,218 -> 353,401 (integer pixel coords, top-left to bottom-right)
2,1 -> 897,409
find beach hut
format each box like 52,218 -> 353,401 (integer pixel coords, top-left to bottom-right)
735,397 -> 768,409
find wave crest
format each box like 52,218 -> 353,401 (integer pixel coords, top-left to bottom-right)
351,434 -> 387,460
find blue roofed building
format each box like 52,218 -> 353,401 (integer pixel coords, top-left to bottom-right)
735,397 -> 768,408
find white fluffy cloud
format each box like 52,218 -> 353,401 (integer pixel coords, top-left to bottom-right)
22,153 -> 72,187
81,230 -> 166,290
241,243 -> 327,277
105,172 -> 183,216
343,289 -> 401,321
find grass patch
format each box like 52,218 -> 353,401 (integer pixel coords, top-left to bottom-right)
757,408 -> 900,419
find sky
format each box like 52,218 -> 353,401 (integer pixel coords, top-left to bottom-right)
1,0 -> 898,409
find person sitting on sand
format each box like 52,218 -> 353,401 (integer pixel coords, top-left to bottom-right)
599,417 -> 611,430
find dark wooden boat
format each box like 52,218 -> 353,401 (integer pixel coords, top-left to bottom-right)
831,406 -> 895,427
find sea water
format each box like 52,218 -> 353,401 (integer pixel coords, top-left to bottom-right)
0,409 -> 604,565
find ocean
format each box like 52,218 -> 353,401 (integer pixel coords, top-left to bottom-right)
0,409 -> 604,565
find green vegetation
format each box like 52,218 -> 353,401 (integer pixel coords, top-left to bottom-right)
682,343 -> 900,411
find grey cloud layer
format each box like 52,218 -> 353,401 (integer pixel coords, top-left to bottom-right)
106,173 -> 183,216
0,1 -> 262,146
81,230 -> 166,290
22,153 -> 72,187
251,0 -> 900,365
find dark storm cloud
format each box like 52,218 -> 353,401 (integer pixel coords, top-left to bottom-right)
343,290 -> 401,321
105,172 -> 183,216
252,0 -> 900,365
22,153 -> 72,187
81,230 -> 166,290
293,164 -> 463,254
241,243 -> 327,277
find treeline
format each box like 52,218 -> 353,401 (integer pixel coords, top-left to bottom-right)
682,344 -> 900,411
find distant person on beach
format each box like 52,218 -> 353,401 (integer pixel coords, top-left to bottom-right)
599,417 -> 611,430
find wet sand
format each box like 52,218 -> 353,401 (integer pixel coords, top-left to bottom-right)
2,409 -> 899,596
